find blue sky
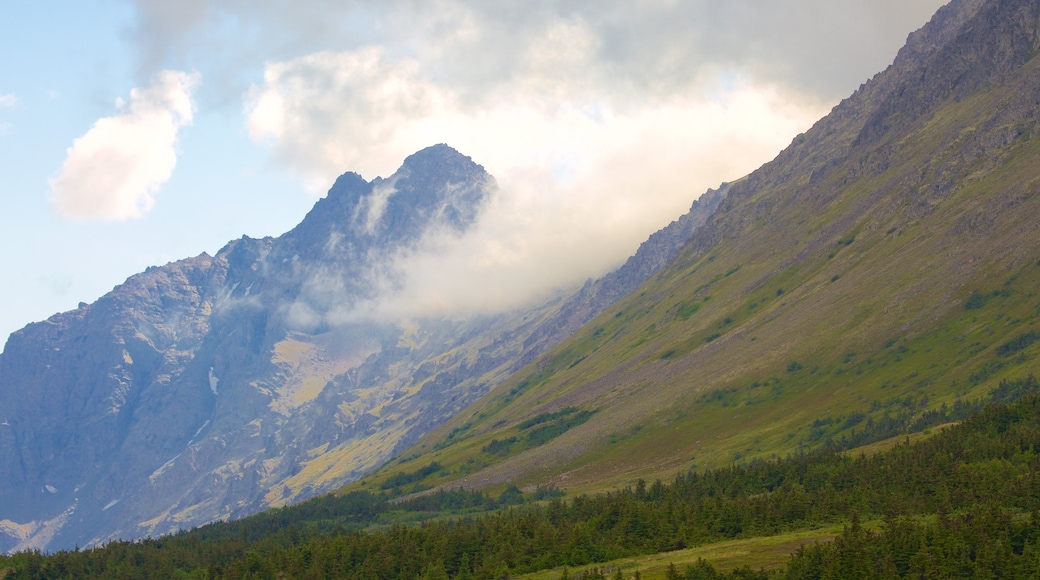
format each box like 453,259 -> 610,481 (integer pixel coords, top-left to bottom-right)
1,1 -> 313,343
0,0 -> 947,343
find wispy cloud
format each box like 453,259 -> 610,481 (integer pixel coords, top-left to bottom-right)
0,93 -> 16,109
49,70 -> 200,221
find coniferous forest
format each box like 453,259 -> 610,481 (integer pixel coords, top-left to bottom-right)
3,377 -> 1040,578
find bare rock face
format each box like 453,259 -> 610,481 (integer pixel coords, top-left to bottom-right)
0,255 -> 226,549
0,144 -> 723,552
0,145 -> 494,551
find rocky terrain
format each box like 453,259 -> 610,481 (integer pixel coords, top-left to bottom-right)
4,0 -> 1040,572
0,145 -> 725,552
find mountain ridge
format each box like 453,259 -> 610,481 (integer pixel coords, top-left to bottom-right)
0,144 -> 504,551
353,0 -> 1040,501
0,144 -> 725,552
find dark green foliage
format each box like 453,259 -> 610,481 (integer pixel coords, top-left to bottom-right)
677,301 -> 702,320
987,374 -> 1040,402
782,509 -> 1040,579
700,387 -> 739,405
524,409 -> 595,446
530,486 -> 566,501
498,485 -> 525,506
482,437 -> 517,457
396,488 -> 497,512
380,462 -> 443,490
786,361 -> 803,373
995,330 -> 1039,356
681,558 -> 735,579
686,560 -> 721,579
8,388 -> 1040,577
965,288 -> 1013,310
965,290 -> 987,309
518,407 -> 582,429
969,359 -> 1006,384
484,408 -> 596,457
814,376 -> 1038,452
445,422 -> 474,442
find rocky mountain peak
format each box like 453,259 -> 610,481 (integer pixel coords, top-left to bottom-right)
0,144 -> 513,553
282,144 -> 493,264
385,144 -> 494,236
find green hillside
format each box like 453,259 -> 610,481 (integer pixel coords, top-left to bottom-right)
6,0 -> 1040,577
3,377 -> 1040,577
352,0 -> 1040,499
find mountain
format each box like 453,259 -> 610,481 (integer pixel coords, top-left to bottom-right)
0,145 -> 725,552
515,182 -> 731,369
353,0 -> 1040,499
6,0 -> 1040,574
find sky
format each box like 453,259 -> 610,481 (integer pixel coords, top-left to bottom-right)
0,0 -> 949,345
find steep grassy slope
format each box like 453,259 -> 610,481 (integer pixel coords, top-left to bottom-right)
352,0 -> 1040,498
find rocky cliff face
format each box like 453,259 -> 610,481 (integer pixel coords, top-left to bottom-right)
0,144 -> 724,552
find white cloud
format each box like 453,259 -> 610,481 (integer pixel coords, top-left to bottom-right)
48,70 -> 200,221
361,89 -> 823,319
129,0 -> 947,102
245,49 -> 443,190
0,93 -> 16,109
248,49 -> 827,319
134,0 -> 944,318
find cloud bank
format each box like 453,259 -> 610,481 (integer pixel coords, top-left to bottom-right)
129,0 -> 947,104
49,70 -> 200,221
242,46 -> 826,318
122,0 -> 947,317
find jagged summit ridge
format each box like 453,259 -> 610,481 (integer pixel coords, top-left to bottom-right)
0,140 -> 718,553
0,145 -> 497,552
283,144 -> 493,260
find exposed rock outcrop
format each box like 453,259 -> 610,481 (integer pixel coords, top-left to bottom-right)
0,144 -> 724,552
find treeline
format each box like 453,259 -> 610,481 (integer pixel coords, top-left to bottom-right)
483,407 -> 597,458
782,508 -> 1040,578
4,380 -> 1040,578
816,375 -> 1038,452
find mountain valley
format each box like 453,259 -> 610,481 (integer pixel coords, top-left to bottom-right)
2,0 -> 1040,576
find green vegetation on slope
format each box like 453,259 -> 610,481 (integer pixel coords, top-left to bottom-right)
363,246 -> 1040,497
5,380 -> 1040,578
358,43 -> 1040,498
